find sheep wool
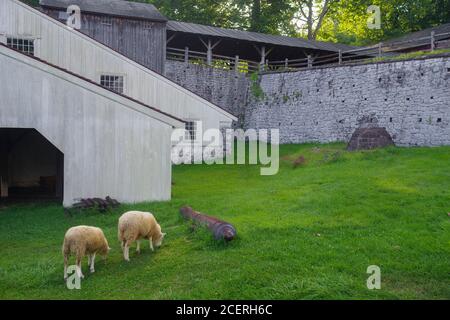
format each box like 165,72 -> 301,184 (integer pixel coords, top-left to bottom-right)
62,226 -> 110,280
118,211 -> 166,261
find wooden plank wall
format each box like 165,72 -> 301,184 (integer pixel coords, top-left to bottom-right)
0,45 -> 178,206
44,9 -> 166,74
0,0 -> 235,134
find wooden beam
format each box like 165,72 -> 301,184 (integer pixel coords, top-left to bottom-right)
253,44 -> 261,55
211,39 -> 222,50
260,46 -> 266,64
199,37 -> 216,65
184,46 -> 189,64
166,34 -> 176,45
307,55 -> 313,68
207,39 -> 212,65
199,37 -> 208,48
431,31 -> 435,51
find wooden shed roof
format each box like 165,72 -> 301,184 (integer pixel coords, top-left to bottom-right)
167,20 -> 356,53
39,0 -> 168,22
383,22 -> 450,46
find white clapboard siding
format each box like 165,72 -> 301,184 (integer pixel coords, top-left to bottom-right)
0,45 -> 183,206
0,0 -> 236,132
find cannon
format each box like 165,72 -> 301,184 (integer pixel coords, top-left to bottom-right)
180,206 -> 237,241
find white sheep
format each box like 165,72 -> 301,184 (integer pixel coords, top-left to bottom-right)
118,211 -> 166,261
62,226 -> 110,280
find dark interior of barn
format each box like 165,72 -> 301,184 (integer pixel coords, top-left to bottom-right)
0,128 -> 63,203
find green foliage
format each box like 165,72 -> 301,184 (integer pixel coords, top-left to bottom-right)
21,0 -> 450,45
136,0 -> 450,46
19,0 -> 40,6
369,48 -> 450,63
320,0 -> 450,45
250,72 -> 265,100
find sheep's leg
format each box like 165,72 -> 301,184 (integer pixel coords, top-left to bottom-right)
90,253 -> 96,273
63,254 -> 69,280
76,256 -> 84,279
124,241 -> 130,262
136,240 -> 141,254
87,255 -> 92,268
149,238 -> 154,252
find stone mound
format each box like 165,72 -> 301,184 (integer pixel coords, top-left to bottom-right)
347,127 -> 394,151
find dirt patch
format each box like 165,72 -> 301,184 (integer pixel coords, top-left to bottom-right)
293,155 -> 307,169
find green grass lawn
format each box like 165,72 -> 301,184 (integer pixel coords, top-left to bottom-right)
0,143 -> 449,300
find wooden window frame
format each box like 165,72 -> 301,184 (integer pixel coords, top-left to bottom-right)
99,74 -> 125,94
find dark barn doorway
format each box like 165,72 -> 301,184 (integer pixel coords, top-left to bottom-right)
0,128 -> 63,203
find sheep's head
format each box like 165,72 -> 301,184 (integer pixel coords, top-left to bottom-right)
100,238 -> 111,256
153,226 -> 166,248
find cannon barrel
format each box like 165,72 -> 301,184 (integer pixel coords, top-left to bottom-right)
180,206 -> 237,241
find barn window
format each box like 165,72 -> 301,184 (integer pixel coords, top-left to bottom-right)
6,37 -> 34,56
185,121 -> 197,140
100,16 -> 113,26
100,75 -> 124,94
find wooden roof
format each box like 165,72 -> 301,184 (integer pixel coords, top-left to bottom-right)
383,22 -> 450,46
167,20 -> 356,53
39,0 -> 168,22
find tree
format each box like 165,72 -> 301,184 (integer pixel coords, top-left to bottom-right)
131,0 -> 450,45
292,0 -> 338,40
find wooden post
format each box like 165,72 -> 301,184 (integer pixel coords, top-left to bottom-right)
307,55 -> 313,68
199,38 -> 221,66
260,46 -> 266,71
207,39 -> 212,66
431,31 -> 435,51
234,55 -> 239,73
378,42 -> 383,57
285,58 -> 289,70
184,46 -> 189,65
338,50 -> 342,65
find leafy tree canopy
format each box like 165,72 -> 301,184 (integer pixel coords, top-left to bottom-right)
141,0 -> 450,45
19,0 -> 450,45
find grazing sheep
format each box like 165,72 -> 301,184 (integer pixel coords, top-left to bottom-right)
62,226 -> 110,280
118,211 -> 166,261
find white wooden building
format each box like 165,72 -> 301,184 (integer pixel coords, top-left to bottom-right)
0,43 -> 183,206
0,0 -> 237,132
0,0 -> 237,206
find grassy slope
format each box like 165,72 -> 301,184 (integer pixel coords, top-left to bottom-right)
0,143 -> 449,300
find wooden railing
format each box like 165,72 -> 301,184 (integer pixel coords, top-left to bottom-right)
167,47 -> 260,73
167,31 -> 450,74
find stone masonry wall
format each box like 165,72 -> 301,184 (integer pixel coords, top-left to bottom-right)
165,60 -> 251,126
245,56 -> 450,146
